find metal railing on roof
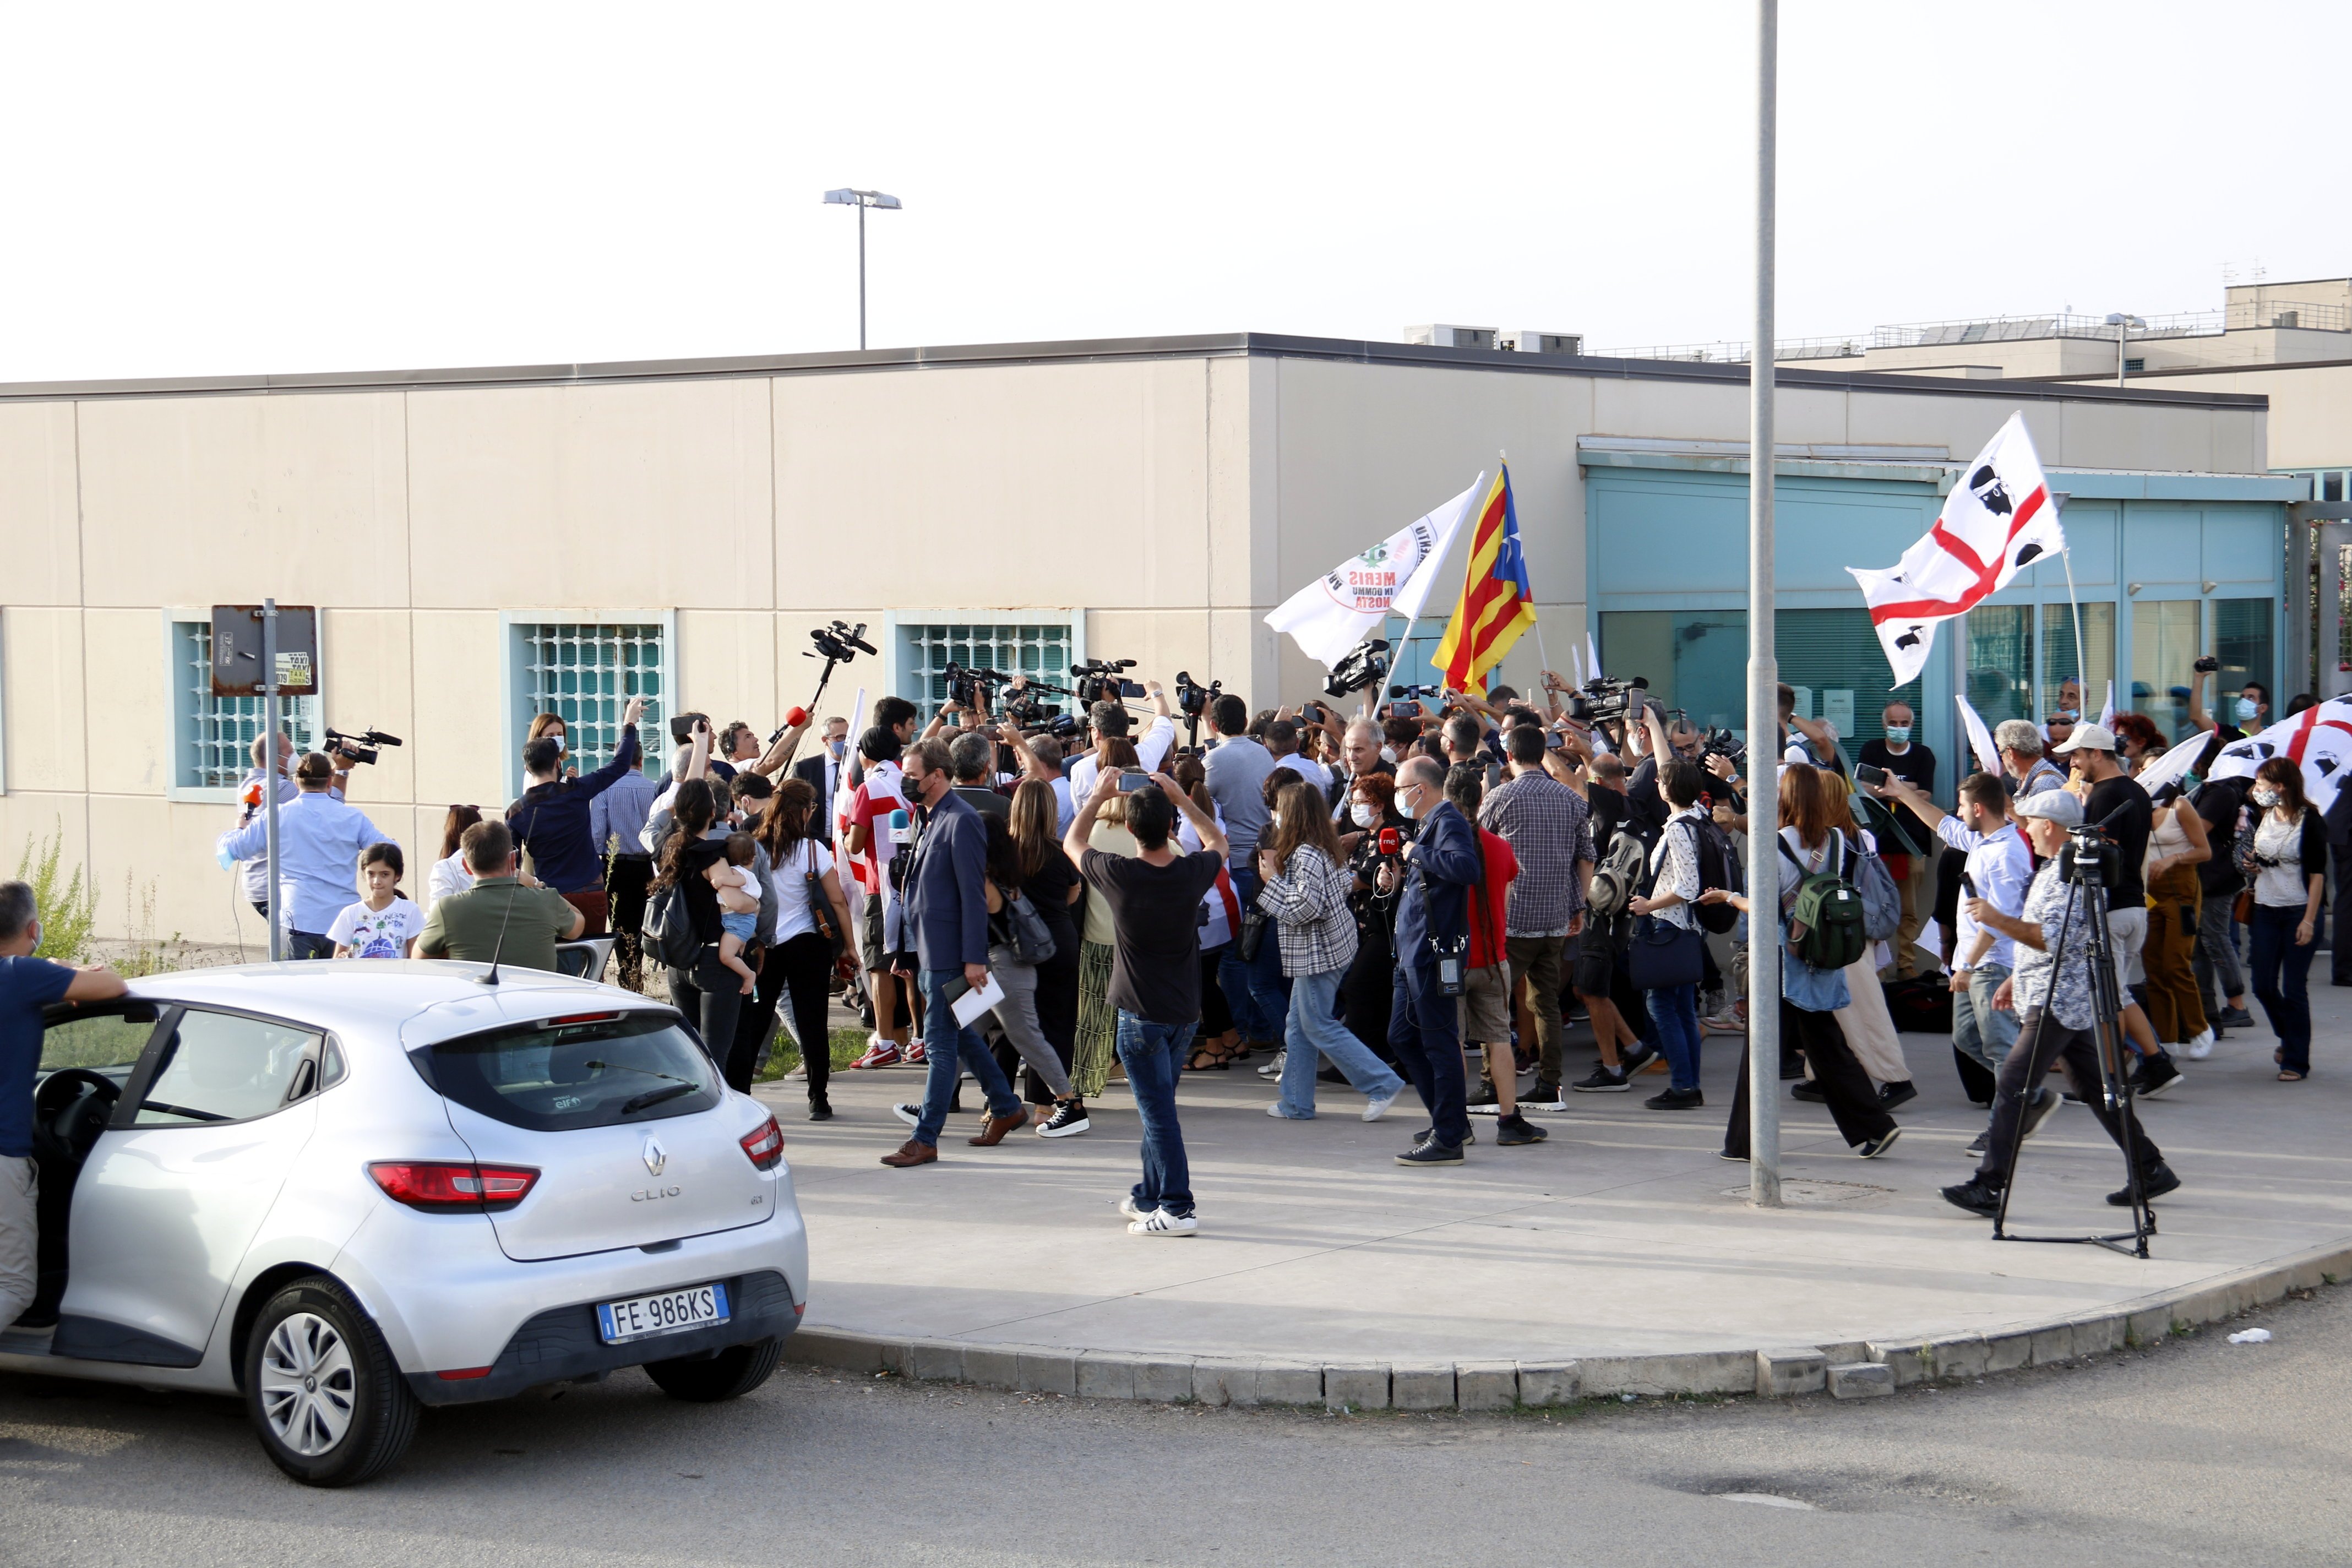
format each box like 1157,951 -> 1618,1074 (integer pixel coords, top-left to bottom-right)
1595,300 -> 2345,366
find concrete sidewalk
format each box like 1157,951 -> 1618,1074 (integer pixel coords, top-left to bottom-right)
759,988 -> 2352,1403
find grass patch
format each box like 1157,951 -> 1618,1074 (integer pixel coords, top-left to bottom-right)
17,821 -> 94,962
757,1026 -> 874,1082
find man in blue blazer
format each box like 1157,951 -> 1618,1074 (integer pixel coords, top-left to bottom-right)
1380,756 -> 1484,1164
882,738 -> 1028,1167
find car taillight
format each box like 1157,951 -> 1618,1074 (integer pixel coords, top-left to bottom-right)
368,1161 -> 541,1213
739,1114 -> 784,1170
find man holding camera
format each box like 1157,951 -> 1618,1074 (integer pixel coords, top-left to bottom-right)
1065,765 -> 1228,1233
215,752 -> 393,959
508,696 -> 647,937
1376,755 -> 1484,1164
1941,790 -> 2180,1217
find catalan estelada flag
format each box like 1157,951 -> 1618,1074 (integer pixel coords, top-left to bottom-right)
1433,464 -> 1537,696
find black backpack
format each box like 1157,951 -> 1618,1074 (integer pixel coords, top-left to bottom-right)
1681,816 -> 1742,935
643,876 -> 704,972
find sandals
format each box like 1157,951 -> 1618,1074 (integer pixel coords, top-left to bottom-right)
2279,1070 -> 2306,1082
1186,1042 -> 1237,1071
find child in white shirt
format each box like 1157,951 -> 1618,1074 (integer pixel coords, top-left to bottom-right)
329,842 -> 424,959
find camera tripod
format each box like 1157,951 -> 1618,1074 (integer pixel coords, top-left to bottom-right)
1990,864 -> 2155,1258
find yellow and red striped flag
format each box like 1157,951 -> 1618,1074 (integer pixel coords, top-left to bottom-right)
1432,464 -> 1537,696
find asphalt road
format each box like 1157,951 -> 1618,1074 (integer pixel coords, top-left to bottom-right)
1,1286 -> 2346,1567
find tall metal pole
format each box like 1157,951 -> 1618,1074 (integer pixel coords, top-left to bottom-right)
1746,0 -> 1782,1208
857,201 -> 868,351
261,598 -> 284,964
2115,320 -> 2127,388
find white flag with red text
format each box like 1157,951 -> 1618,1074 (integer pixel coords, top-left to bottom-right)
1265,475 -> 1480,668
1848,413 -> 2066,687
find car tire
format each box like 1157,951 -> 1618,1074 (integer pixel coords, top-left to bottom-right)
643,1336 -> 784,1402
242,1275 -> 420,1488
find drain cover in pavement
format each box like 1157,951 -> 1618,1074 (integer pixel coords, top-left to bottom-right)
1718,1179 -> 1892,1206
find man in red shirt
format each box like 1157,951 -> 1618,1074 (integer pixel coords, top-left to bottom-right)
1443,764 -> 1543,1146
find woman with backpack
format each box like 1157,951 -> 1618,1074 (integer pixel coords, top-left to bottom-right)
980,813 -> 1091,1134
1814,785 -> 1917,1110
2239,756 -> 2327,1081
1703,763 -> 1902,1160
1257,778 -> 1408,1123
1627,758 -> 1713,1110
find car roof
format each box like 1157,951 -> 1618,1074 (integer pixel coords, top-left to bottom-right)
126,960 -> 674,1046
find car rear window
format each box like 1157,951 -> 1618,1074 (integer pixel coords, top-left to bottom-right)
412,1011 -> 721,1132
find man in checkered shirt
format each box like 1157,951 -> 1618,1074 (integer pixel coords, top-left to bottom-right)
1477,724 -> 1596,1107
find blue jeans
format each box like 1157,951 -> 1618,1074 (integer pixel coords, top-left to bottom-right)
913,967 -> 1021,1146
1116,1011 -> 1194,1217
1387,963 -> 1468,1147
1645,983 -> 1701,1091
2248,903 -> 2317,1074
1952,962 -> 2018,1073
1218,866 -> 1294,1044
1273,966 -> 1406,1117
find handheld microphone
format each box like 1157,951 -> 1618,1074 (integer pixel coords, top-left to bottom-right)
1378,827 -> 1401,856
889,807 -> 913,846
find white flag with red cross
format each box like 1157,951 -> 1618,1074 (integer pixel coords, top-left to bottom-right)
1848,412 -> 2067,687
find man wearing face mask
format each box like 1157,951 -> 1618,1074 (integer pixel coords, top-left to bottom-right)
1331,719 -> 1392,827
1860,701 -> 1938,980
793,716 -> 852,831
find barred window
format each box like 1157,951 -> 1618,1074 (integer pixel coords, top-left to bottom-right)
171,620 -> 318,792
897,621 -> 1075,718
510,622 -> 666,781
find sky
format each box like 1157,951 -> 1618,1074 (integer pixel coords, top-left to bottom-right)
2,0 -> 2345,382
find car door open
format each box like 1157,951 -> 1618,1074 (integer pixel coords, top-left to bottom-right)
56,1009 -> 326,1369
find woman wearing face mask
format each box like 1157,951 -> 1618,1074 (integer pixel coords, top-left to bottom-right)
2237,758 -> 2328,1080
1329,773 -> 1412,1066
526,712 -> 579,781
2110,712 -> 2165,774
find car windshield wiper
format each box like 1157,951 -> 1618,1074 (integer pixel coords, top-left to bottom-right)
140,1101 -> 229,1123
621,1082 -> 701,1114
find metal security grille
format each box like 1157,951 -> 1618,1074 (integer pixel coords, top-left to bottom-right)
902,622 -> 1074,717
178,622 -> 318,789
516,622 -> 665,770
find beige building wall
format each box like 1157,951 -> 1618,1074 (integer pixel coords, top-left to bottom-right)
0,341 -> 2276,943
2048,359 -> 2352,472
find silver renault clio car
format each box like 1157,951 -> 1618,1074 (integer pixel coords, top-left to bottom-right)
3,958 -> 808,1486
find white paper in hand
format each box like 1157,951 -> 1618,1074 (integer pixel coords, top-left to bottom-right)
951,973 -> 1005,1028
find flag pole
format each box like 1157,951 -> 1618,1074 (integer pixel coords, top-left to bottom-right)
1746,0 -> 1782,1210
1503,449 -> 1556,683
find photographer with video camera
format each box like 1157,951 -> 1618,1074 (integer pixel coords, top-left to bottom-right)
2054,723 -> 2181,1098
1940,790 -> 2181,1216
216,750 -> 396,959
507,695 -> 648,937
1067,680 -> 1175,801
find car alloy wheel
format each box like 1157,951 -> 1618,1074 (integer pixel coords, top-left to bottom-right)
243,1275 -> 419,1487
259,1311 -> 357,1457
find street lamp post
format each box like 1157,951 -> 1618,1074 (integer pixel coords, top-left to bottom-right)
2105,312 -> 2144,388
823,188 -> 903,351
1747,0 -> 1782,1209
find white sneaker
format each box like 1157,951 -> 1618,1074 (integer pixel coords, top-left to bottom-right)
2184,1029 -> 2215,1061
1128,1208 -> 1199,1237
1256,1049 -> 1287,1079
1363,1088 -> 1401,1123
891,1102 -> 922,1128
1118,1194 -> 1148,1221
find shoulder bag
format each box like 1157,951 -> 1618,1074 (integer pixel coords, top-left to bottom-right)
801,839 -> 843,951
1625,829 -> 1705,991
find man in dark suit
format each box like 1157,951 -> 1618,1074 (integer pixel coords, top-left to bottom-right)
791,716 -> 850,832
881,738 -> 1028,1168
1378,755 -> 1484,1164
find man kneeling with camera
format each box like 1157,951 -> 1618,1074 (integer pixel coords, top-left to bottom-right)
1941,790 -> 2181,1218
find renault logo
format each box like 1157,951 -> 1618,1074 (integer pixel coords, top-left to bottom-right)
643,1136 -> 668,1177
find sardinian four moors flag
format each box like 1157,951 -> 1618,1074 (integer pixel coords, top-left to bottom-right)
1848,412 -> 2066,687
1265,473 -> 1482,668
2206,700 -> 2352,816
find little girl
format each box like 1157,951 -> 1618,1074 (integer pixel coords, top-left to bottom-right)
329,842 -> 423,959
707,832 -> 763,994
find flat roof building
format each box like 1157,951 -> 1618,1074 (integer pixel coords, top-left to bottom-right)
0,334 -> 2293,942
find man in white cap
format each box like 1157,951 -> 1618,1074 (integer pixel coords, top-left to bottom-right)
2051,721 -> 2180,1098
1941,787 -> 2179,1217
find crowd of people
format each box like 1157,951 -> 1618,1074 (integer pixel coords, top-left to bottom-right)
198,646 -> 2340,1239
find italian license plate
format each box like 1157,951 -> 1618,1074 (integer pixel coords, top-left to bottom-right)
596,1281 -> 730,1344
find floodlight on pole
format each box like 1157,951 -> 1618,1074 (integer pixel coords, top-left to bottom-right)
823,188 -> 903,351
2104,312 -> 2144,388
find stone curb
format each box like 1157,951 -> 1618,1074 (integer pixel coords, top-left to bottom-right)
781,1238 -> 2352,1410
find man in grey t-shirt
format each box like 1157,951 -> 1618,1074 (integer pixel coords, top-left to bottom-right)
1199,692 -> 1286,1047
